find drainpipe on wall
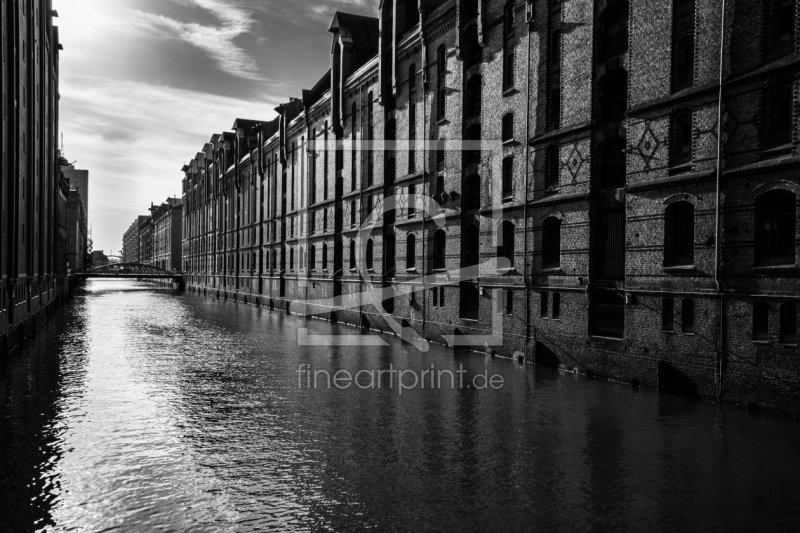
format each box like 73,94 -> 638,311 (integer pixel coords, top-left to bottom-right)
714,0 -> 727,404
523,1 -> 534,363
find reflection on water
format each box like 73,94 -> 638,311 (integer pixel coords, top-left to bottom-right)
1,280 -> 799,532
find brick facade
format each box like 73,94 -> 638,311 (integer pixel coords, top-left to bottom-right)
170,0 -> 800,416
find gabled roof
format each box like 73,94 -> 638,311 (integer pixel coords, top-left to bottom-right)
329,12 -> 379,71
304,68 -> 332,109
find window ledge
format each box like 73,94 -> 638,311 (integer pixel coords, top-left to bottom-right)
460,317 -> 479,322
405,268 -> 418,273
541,267 -> 563,274
662,329 -> 675,334
752,340 -> 770,345
436,117 -> 449,126
502,87 -> 519,97
502,196 -> 514,203
760,143 -> 792,159
502,139 -> 520,147
590,335 -> 624,342
779,343 -> 798,348
668,163 -> 692,176
752,264 -> 797,272
663,265 -> 696,273
432,268 -> 447,274
682,332 -> 696,336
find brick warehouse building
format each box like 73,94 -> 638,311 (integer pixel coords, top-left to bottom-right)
2,1 -> 71,356
177,0 -> 800,416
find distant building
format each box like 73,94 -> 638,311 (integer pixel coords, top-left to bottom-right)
66,190 -> 87,272
122,216 -> 150,263
139,217 -> 154,266
62,163 -> 89,221
151,199 -> 183,271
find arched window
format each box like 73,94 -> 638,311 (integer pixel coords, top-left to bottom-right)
350,200 -> 357,227
438,46 -> 447,120
595,137 -> 627,187
664,202 -> 695,266
780,303 -> 797,345
309,245 -> 316,271
546,145 -> 560,189
464,174 -> 481,211
433,229 -> 447,269
464,124 -> 481,165
349,240 -> 356,269
548,86 -> 561,129
502,157 -> 514,198
592,291 -> 625,338
497,221 -> 515,267
265,251 -> 270,272
463,225 -> 480,268
322,243 -> 328,271
597,69 -> 628,123
542,217 -> 562,269
670,111 -> 693,166
502,113 -> 514,142
599,1 -> 629,58
766,0 -> 795,59
300,246 -> 305,271
366,239 -> 374,270
465,75 -> 482,116
290,247 -> 295,271
755,190 -> 796,265
407,234 -> 416,268
763,85 -> 792,149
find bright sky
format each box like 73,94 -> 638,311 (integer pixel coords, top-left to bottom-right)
53,0 -> 378,254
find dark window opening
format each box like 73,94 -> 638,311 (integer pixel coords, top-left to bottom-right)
436,139 -> 446,171
755,190 -> 796,266
599,2 -> 629,58
766,0 -> 795,59
503,51 -> 515,90
465,75 -> 482,116
460,282 -> 480,320
763,85 -> 792,149
408,184 -> 416,217
502,157 -> 514,198
553,293 -> 561,319
671,111 -> 693,166
595,207 -> 626,280
433,229 -> 446,269
597,69 -> 628,124
506,289 -> 514,315
497,221 -> 515,267
546,146 -> 560,189
664,201 -> 695,267
322,244 -> 328,270
463,26 -> 482,69
541,292 -> 549,318
350,241 -> 356,269
662,298 -> 675,331
780,303 -> 797,345
502,113 -> 514,142
673,35 -> 694,91
463,225 -> 480,269
464,124 -> 481,166
592,292 -> 625,338
464,174 -> 481,211
542,217 -> 562,270
407,234 -> 416,268
595,137 -> 627,188
753,302 -> 769,341
438,46 -> 447,119
682,299 -> 695,334
366,239 -> 374,270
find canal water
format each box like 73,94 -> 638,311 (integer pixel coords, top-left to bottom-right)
1,280 -> 799,532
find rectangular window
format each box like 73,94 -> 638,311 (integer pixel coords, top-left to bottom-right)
541,292 -> 549,318
439,286 -> 445,307
681,299 -> 695,334
553,293 -> 561,320
502,157 -> 514,199
496,289 -> 504,314
408,185 -> 416,218
506,290 -> 514,315
753,302 -> 769,341
662,298 -> 675,332
780,303 -> 797,345
432,287 -> 438,307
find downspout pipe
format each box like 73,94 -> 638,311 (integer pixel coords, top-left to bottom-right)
523,1 -> 534,362
714,0 -> 727,403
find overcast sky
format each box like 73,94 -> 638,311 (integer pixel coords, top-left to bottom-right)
53,0 -> 378,254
